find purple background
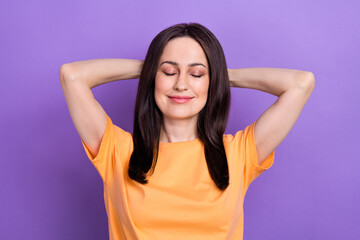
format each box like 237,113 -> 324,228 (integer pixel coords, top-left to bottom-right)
1,0 -> 359,239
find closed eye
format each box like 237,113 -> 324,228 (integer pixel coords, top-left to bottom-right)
192,75 -> 202,78
164,72 -> 176,76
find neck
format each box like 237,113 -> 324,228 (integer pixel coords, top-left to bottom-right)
160,117 -> 198,143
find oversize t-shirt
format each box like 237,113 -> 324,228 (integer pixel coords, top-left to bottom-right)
81,113 -> 274,240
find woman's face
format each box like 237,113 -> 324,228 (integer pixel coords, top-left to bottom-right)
155,37 -> 210,123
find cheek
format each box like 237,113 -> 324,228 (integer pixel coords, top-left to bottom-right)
154,76 -> 169,106
195,79 -> 210,100
155,73 -> 171,92
155,79 -> 165,93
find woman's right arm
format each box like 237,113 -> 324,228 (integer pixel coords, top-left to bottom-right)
59,59 -> 143,158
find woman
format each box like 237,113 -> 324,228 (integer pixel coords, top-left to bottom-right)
59,23 -> 314,239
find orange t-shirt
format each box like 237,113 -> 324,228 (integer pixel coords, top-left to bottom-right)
81,113 -> 274,240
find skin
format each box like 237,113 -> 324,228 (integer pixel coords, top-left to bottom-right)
228,68 -> 315,165
60,38 -> 315,166
154,37 -> 210,143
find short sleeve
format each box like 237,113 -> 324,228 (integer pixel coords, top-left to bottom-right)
241,121 -> 275,190
80,113 -> 118,183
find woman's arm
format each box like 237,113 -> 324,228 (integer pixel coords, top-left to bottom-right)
61,58 -> 143,88
228,68 -> 315,165
59,59 -> 143,157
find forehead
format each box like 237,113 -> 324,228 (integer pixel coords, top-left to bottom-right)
159,37 -> 208,67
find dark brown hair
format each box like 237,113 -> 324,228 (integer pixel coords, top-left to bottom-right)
128,23 -> 231,190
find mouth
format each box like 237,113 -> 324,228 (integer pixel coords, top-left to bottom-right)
168,95 -> 194,104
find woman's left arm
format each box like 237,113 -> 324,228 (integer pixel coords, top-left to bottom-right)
228,68 -> 315,165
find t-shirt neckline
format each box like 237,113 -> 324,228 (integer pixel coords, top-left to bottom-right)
159,138 -> 201,147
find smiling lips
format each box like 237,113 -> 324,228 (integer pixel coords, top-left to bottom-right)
168,95 -> 194,104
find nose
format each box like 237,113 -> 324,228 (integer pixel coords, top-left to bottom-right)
173,72 -> 188,91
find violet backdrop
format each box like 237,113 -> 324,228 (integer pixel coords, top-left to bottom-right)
1,0 -> 359,239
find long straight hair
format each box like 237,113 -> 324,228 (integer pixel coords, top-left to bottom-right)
128,23 -> 231,191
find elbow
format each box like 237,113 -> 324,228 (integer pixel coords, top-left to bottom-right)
295,71 -> 315,94
59,63 -> 78,84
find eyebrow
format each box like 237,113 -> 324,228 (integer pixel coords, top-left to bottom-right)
160,61 -> 207,68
